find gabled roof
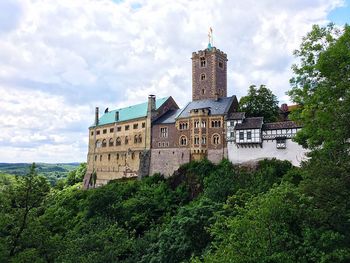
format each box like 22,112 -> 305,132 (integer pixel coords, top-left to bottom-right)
94,97 -> 170,127
263,121 -> 302,130
177,96 -> 236,118
235,117 -> 263,130
227,112 -> 245,120
153,109 -> 182,124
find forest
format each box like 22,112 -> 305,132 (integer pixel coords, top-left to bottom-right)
0,24 -> 349,262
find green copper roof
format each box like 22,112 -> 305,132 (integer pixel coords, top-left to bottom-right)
95,97 -> 169,127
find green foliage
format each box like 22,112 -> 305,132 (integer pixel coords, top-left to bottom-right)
201,183 -> 350,263
0,163 -> 79,185
239,84 -> 280,122
66,163 -> 87,186
288,24 -> 350,158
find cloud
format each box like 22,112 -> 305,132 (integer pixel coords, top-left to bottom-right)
0,0 -> 344,162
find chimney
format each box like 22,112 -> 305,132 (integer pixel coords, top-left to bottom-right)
148,95 -> 156,113
115,111 -> 119,121
281,103 -> 288,112
95,107 -> 99,126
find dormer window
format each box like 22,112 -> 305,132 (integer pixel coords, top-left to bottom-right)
200,57 -> 206,67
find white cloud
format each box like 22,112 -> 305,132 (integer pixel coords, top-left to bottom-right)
0,0 -> 344,162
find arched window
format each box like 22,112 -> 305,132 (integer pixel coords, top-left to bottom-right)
194,136 -> 199,145
95,140 -> 101,148
102,139 -> 107,147
131,152 -> 135,159
200,57 -> 206,67
125,136 -> 129,145
100,155 -> 102,161
212,134 -> 220,145
108,154 -> 111,161
180,136 -> 187,146
116,137 -> 121,146
138,135 -> 142,143
134,135 -> 138,144
109,138 -> 114,147
211,120 -> 221,128
201,73 -> 206,80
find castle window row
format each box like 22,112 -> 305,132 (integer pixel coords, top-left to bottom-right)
158,142 -> 170,147
193,136 -> 208,145
179,122 -> 188,130
94,151 -> 141,162
211,120 -> 221,128
91,122 -> 146,136
194,121 -> 206,128
96,135 -> 143,148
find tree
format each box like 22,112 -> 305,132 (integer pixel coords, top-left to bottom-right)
7,163 -> 50,257
287,23 -> 350,260
288,24 -> 350,159
66,162 -> 87,186
200,183 -> 350,263
239,84 -> 279,122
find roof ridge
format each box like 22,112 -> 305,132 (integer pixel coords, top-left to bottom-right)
114,96 -> 170,111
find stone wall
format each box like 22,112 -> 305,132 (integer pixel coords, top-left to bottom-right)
207,148 -> 227,164
192,48 -> 227,101
150,148 -> 190,177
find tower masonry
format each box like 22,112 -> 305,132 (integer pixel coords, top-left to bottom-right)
192,46 -> 228,101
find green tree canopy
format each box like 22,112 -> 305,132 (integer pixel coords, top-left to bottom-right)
239,84 -> 279,122
288,24 -> 350,159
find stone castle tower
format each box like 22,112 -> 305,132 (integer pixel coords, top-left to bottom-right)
191,45 -> 228,101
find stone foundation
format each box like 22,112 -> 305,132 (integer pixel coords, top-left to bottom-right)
150,148 -> 190,177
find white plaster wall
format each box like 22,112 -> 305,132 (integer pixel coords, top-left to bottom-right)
228,139 -> 308,166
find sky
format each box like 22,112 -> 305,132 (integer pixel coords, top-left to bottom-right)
0,0 -> 349,163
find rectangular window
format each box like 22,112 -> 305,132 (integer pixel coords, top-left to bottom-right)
96,130 -> 100,135
276,138 -> 286,149
133,123 -> 138,129
230,121 -> 235,127
142,122 -> 145,128
160,127 -> 168,138
103,129 -> 107,134
230,132 -> 234,138
117,127 -> 121,132
247,131 -> 252,140
110,128 -> 114,133
125,125 -> 129,131
239,131 -> 244,140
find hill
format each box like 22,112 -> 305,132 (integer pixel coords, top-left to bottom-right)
0,163 -> 80,185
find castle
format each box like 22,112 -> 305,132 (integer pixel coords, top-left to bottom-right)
83,41 -> 307,188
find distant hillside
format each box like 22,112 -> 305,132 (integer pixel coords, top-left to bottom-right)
0,163 -> 80,185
